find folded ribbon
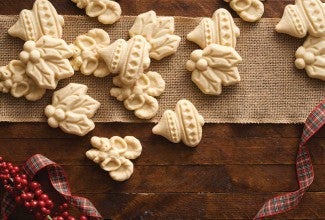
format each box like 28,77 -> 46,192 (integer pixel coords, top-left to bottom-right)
254,98 -> 325,219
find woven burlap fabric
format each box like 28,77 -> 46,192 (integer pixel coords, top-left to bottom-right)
0,15 -> 324,123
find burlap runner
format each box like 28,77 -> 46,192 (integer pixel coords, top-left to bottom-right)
0,15 -> 324,123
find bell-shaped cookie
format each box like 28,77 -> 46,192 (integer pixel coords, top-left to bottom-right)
276,0 -> 325,38
153,99 -> 205,147
99,35 -> 151,86
187,8 -> 240,49
8,0 -> 64,41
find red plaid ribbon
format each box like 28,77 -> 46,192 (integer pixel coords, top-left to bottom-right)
254,99 -> 325,219
1,154 -> 102,219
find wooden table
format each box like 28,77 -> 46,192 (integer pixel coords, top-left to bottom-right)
0,0 -> 324,219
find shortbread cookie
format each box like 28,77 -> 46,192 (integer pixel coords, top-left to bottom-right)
276,0 -> 325,38
45,83 -> 100,136
186,44 -> 242,95
153,100 -> 205,147
129,11 -> 181,60
70,29 -> 111,77
8,0 -> 64,41
71,0 -> 121,25
0,60 -> 46,101
224,0 -> 264,22
19,36 -> 74,89
110,71 -> 166,120
295,36 -> 325,81
187,8 -> 240,49
99,35 -> 151,86
86,136 -> 142,181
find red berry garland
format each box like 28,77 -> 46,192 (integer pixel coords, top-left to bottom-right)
0,157 -> 88,220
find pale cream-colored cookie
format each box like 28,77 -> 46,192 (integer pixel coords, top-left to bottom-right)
224,0 -> 264,22
110,71 -> 166,120
99,35 -> 151,86
19,36 -> 75,90
86,136 -> 142,181
276,0 -> 325,38
186,44 -> 242,95
129,11 -> 181,60
70,29 -> 111,77
45,83 -> 100,136
71,0 -> 121,25
295,36 -> 325,81
187,8 -> 240,49
8,0 -> 64,41
0,60 -> 46,101
153,99 -> 205,147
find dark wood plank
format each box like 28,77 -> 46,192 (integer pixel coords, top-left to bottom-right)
0,123 -> 309,139
48,165 -> 324,193
0,135 -> 323,165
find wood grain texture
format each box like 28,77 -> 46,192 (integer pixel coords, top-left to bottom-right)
0,0 -> 324,219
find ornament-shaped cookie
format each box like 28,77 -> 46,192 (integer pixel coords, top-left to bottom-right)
86,136 -> 142,181
224,0 -> 265,22
187,8 -> 240,49
276,0 -> 325,38
45,83 -> 100,136
295,36 -> 325,81
153,100 -> 205,147
71,0 -> 121,25
8,0 -> 65,41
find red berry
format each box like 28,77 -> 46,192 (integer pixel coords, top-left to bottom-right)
68,216 -> 76,220
62,203 -> 69,210
26,192 -> 33,201
62,211 -> 69,218
15,196 -> 22,204
21,174 -> 27,179
79,216 -> 88,220
21,178 -> 28,186
35,189 -> 43,197
45,199 -> 54,208
21,193 -> 28,200
30,200 -> 38,208
29,181 -> 40,191
41,207 -> 49,214
24,201 -> 31,208
55,217 -> 64,220
40,194 -> 49,201
38,200 -> 46,207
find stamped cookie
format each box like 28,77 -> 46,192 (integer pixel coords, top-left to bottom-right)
276,0 -> 325,38
0,60 -> 46,101
70,29 -> 111,77
71,0 -> 121,25
224,0 -> 265,22
153,99 -> 205,148
295,36 -> 325,81
86,136 -> 142,181
129,11 -> 181,60
8,0 -> 64,41
187,8 -> 240,49
110,71 -> 166,120
19,36 -> 74,90
97,11 -> 178,119
45,83 -> 100,136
